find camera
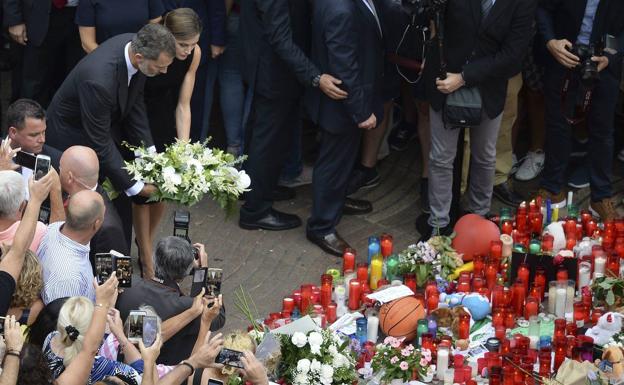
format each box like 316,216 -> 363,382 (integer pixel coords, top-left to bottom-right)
173,210 -> 200,260
401,0 -> 446,16
568,44 -> 602,86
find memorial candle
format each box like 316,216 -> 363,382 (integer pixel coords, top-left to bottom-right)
380,233 -> 393,257
282,297 -> 295,313
367,236 -> 380,264
300,284 -> 313,313
534,267 -> 546,300
367,313 -> 379,342
517,263 -> 530,294
320,274 -> 333,309
404,273 -> 417,292
436,345 -> 450,380
554,282 -> 567,318
511,280 -> 525,317
326,303 -> 337,324
594,254 -> 607,278
370,253 -> 383,290
608,253 -> 620,276
342,248 -> 356,273
525,297 -> 539,319
501,219 -> 513,235
357,263 -> 368,282
578,261 -> 591,290
348,279 -> 361,311
490,240 -> 503,260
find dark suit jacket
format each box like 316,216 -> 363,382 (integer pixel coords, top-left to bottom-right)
305,0 -> 385,132
88,185 -> 128,272
45,34 -> 154,192
536,0 -> 624,79
116,277 -> 226,366
240,0 -> 320,99
3,0 -> 51,47
424,0 -> 536,118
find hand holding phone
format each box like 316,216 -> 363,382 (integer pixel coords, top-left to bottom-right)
95,253 -> 113,284
34,154 -> 51,181
126,311 -> 146,344
142,316 -> 158,347
215,348 -> 244,368
114,256 -> 132,288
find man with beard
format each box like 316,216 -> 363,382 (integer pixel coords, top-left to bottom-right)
44,24 -> 176,247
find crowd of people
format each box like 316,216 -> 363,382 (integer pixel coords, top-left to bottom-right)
0,0 -> 621,384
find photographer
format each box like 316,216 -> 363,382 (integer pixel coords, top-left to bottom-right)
421,0 -> 536,238
536,0 -> 624,219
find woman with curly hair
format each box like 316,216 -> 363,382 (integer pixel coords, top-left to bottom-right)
17,343 -> 55,385
2,246 -> 44,325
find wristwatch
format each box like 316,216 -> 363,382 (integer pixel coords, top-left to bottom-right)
312,74 -> 321,87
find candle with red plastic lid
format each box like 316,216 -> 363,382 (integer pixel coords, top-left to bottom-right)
342,248 -> 356,273
380,233 -> 393,257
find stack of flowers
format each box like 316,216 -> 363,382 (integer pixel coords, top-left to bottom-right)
397,235 -> 463,287
370,337 -> 435,384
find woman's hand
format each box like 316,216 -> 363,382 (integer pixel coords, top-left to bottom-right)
201,294 -> 222,326
4,315 -> 24,353
139,333 -> 163,363
95,272 -> 119,308
106,308 -> 126,340
239,351 -> 269,385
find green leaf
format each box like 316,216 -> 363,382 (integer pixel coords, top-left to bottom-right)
607,290 -> 616,306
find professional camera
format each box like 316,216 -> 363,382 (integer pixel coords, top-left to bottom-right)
568,44 -> 602,86
401,0 -> 447,16
173,210 -> 200,260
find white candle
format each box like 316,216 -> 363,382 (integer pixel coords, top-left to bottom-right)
555,287 -> 566,317
437,347 -> 449,380
529,335 -> 539,350
501,235 -> 513,258
594,256 -> 607,277
578,262 -> 591,289
443,368 -> 454,385
335,286 -> 347,317
342,272 -> 356,300
367,314 -> 379,342
565,284 -> 575,319
548,284 -> 557,314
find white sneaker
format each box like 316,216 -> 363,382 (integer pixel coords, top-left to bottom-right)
515,150 -> 545,181
510,153 -> 519,175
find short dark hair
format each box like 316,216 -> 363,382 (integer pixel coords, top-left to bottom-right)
131,23 -> 176,60
154,236 -> 194,281
6,99 -> 45,131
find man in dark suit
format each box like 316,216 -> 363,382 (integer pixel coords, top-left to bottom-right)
419,0 -> 536,240
3,0 -> 83,107
304,0 -> 384,255
45,24 -> 176,248
58,146 -> 128,273
238,0 -> 353,232
536,0 -> 624,220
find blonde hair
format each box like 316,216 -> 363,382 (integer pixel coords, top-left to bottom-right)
56,297 -> 94,367
163,8 -> 202,40
0,245 -> 43,308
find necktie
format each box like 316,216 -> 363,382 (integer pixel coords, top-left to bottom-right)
52,0 -> 67,9
481,0 -> 493,18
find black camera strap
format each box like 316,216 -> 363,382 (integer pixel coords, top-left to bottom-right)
560,71 -> 594,126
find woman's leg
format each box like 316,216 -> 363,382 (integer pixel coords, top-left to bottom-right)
132,203 -> 154,279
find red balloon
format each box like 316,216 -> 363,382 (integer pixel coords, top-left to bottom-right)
452,214 -> 501,262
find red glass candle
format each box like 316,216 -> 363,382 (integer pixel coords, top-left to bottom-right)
541,234 -> 554,253
380,234 -> 393,257
404,273 -> 416,293
282,297 -> 295,313
457,280 -> 471,293
356,263 -> 368,283
591,307 -> 605,325
608,253 -> 620,276
300,284 -> 312,313
492,307 -> 504,327
473,276 -> 485,292
427,293 -> 439,314
566,236 -> 576,250
517,214 -> 528,232
511,280 -> 525,317
491,285 -> 504,308
553,337 -> 567,372
342,248 -> 356,273
473,254 -> 485,276
501,219 -> 513,235
525,297 -> 539,319
311,288 -> 321,304
530,213 -> 543,235
573,302 -> 586,327
566,321 -> 578,336
458,314 -> 470,339
529,286 -> 542,306
348,279 -> 361,310
534,267 -> 546,300
564,219 -> 577,236
320,274 -> 333,309
425,280 -> 438,299
490,240 -> 503,260
486,263 -> 498,291
517,263 -> 530,294
556,266 -> 568,282
326,303 -> 337,324
554,318 -> 566,340
585,219 -> 597,238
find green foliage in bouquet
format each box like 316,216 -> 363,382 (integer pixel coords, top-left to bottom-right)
124,139 -> 250,214
592,276 -> 624,309
371,336 -> 435,383
428,235 -> 464,280
278,330 -> 357,385
397,235 -> 463,287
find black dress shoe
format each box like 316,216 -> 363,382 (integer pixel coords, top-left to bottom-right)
272,186 -> 296,201
343,198 -> 372,215
239,208 -> 302,231
346,168 -> 380,196
307,231 -> 351,257
493,180 -> 524,206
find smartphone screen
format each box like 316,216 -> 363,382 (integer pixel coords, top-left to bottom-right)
38,206 -> 51,224
206,268 -> 223,297
208,380 -> 224,385
142,316 -> 158,347
215,348 -> 244,368
94,253 -> 113,284
15,151 -> 36,170
190,267 -> 207,297
126,311 -> 146,343
114,256 -> 132,288
34,155 -> 51,181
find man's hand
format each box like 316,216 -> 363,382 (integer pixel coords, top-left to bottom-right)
210,45 -> 225,59
201,294 -> 222,325
436,73 -> 465,94
0,137 -> 19,171
139,333 -> 163,363
239,351 -> 269,385
546,39 -> 580,69
358,114 -> 377,130
319,74 -> 348,100
47,167 -> 62,192
28,173 -> 54,204
190,288 -> 206,318
8,24 -> 27,45
591,56 -> 609,72
186,331 -> 224,369
94,272 -> 119,308
139,183 -> 158,198
193,243 -> 208,268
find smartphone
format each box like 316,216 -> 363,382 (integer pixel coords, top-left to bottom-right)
126,310 -> 146,344
94,253 -> 113,284
34,154 -> 51,181
215,348 -> 244,368
208,380 -> 224,385
142,316 -> 158,347
205,268 -> 223,297
38,205 -> 51,224
15,151 -> 36,170
114,256 -> 132,288
190,267 -> 207,297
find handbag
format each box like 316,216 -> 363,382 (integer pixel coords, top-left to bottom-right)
443,86 -> 483,129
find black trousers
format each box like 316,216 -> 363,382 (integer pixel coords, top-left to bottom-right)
19,7 -> 83,107
307,127 -> 361,237
540,64 -> 620,202
240,94 -> 300,221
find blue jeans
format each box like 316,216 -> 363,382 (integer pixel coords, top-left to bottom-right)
199,14 -> 247,152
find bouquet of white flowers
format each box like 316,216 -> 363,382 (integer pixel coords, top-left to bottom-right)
124,139 -> 250,212
278,330 -> 357,385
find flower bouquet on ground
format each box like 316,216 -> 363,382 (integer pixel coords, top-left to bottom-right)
397,235 -> 463,288
124,139 -> 250,212
370,337 -> 435,384
277,330 -> 357,385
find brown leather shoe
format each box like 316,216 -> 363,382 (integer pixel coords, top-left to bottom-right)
306,231 -> 351,257
590,198 -> 617,221
535,188 -> 567,209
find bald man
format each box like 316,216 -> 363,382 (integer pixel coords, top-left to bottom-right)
37,190 -> 106,304
60,146 -> 128,271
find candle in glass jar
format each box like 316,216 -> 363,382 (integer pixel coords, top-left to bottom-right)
326,303 -> 337,324
367,236 -> 380,264
534,267 -> 546,300
501,219 -> 513,235
342,248 -> 356,273
578,261 -> 591,289
369,253 -> 383,290
334,285 -> 347,317
356,263 -> 368,282
380,233 -> 393,257
348,279 -> 361,311
367,313 -> 379,342
458,314 -> 470,339
525,297 -> 539,319
501,234 -> 513,258
517,263 -> 530,294
404,273 -> 417,293
555,283 -> 567,318
300,284 -> 312,313
282,297 -> 295,313
490,240 -> 503,259
320,274 -> 333,309
436,345 -> 450,380
594,254 -> 607,278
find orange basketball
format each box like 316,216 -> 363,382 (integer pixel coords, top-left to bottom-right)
379,296 -> 425,341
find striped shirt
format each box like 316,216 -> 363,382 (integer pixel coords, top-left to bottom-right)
37,222 -> 95,304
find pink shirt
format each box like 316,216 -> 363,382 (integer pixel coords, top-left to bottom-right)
0,221 -> 48,253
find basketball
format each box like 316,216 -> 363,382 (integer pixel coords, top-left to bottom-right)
379,296 -> 426,341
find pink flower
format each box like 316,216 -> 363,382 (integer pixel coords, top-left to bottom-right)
390,356 -> 399,365
389,338 -> 402,348
401,348 -> 411,357
422,349 -> 431,361
400,361 -> 409,371
406,344 -> 415,351
420,358 -> 429,366
384,337 -> 395,345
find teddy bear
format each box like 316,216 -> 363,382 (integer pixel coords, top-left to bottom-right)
586,312 -> 623,346
438,292 -> 491,321
596,346 -> 624,384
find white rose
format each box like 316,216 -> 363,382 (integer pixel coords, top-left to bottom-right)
163,166 -> 175,176
328,345 -> 338,355
291,332 -> 307,348
297,358 -> 311,374
332,353 -> 347,368
294,373 -> 308,385
308,332 -> 323,355
237,170 -> 251,190
321,365 -> 334,381
310,359 -> 321,372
